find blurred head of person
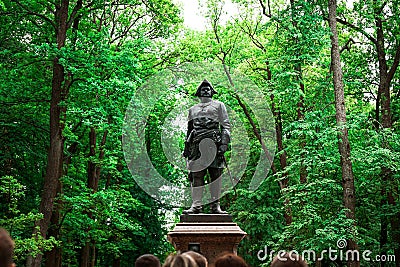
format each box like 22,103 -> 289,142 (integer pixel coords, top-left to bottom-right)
214,253 -> 247,267
163,253 -> 175,267
135,254 -> 161,267
0,228 -> 16,267
270,252 -> 308,267
182,251 -> 207,267
163,253 -> 198,267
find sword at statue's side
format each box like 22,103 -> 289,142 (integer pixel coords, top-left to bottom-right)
222,155 -> 237,197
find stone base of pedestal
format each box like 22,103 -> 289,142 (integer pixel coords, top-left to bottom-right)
167,214 -> 247,266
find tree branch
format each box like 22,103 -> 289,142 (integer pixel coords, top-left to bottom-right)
325,16 -> 377,45
340,38 -> 355,53
15,0 -> 56,30
16,59 -> 53,69
110,14 -> 146,44
66,0 -> 83,29
236,18 -> 266,52
387,42 -> 400,84
258,0 -> 272,18
0,99 -> 50,105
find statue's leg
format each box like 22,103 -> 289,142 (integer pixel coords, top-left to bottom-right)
183,170 -> 205,214
209,167 -> 227,214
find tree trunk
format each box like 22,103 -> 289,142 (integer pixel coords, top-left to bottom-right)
44,180 -> 62,267
388,192 -> 400,267
328,1 -> 359,266
271,94 -> 292,225
80,128 -> 97,267
26,1 -> 70,267
380,190 -> 388,267
264,61 -> 292,225
297,76 -> 307,184
80,128 -> 108,266
80,242 -> 91,267
289,0 -> 307,184
223,63 -> 293,225
297,74 -> 307,184
374,5 -> 400,264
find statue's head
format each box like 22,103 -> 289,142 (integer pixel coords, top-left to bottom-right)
195,79 -> 217,98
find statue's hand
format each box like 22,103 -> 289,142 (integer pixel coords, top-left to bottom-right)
217,144 -> 228,155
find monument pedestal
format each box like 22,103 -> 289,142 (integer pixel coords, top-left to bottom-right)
167,214 -> 247,266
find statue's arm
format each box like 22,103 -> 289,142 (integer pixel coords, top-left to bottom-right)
183,109 -> 194,158
218,102 -> 230,154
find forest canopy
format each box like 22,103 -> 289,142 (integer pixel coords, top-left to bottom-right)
0,0 -> 399,266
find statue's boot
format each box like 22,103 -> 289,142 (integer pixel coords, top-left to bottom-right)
183,205 -> 202,214
210,202 -> 227,214
183,180 -> 203,214
210,173 -> 227,214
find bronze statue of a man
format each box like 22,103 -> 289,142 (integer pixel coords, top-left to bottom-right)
182,79 -> 230,214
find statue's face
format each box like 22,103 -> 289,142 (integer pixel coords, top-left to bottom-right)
199,86 -> 212,97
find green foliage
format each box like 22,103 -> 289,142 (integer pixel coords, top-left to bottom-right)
0,0 -> 180,265
0,176 -> 59,263
197,0 -> 400,266
1,0 -> 400,265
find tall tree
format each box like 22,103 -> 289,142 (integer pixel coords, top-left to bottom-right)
1,0 -> 181,266
330,0 -> 400,263
328,0 -> 359,266
27,1 -> 77,266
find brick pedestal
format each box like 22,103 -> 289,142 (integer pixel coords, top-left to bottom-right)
167,214 -> 247,266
